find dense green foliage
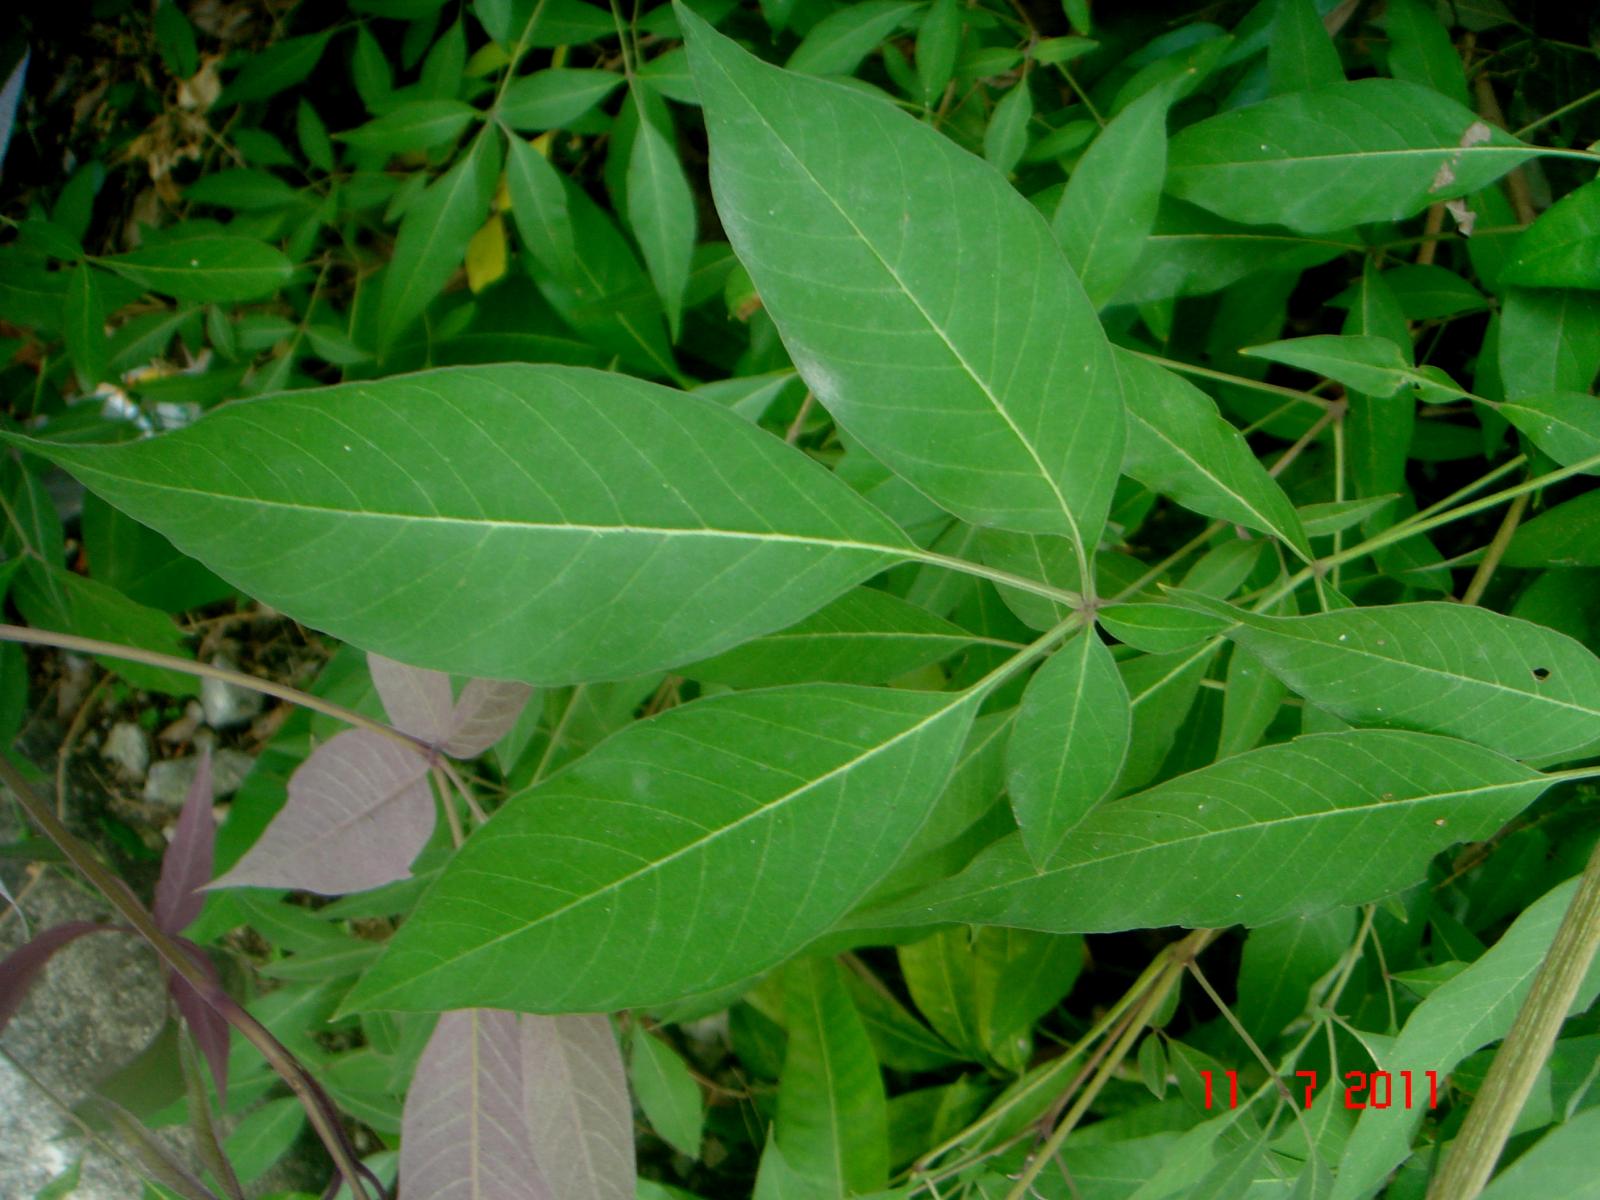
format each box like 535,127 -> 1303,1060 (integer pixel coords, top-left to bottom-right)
3,1 -> 1600,1198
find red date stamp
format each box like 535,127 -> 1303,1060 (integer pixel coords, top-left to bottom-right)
1200,1069 -> 1440,1110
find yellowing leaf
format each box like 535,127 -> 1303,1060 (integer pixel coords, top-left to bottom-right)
466,212 -> 508,293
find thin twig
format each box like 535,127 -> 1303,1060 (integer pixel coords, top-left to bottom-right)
0,625 -> 423,753
1460,491 -> 1528,606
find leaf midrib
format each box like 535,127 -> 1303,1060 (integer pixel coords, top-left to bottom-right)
1173,145 -> 1530,170
399,690 -> 976,990
64,471 -> 912,559
964,772 -> 1540,896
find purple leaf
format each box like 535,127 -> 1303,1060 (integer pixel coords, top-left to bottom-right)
444,678 -> 535,759
400,1009 -> 552,1200
369,653 -> 455,745
211,729 -> 433,895
154,745 -> 216,935
0,921 -> 127,1033
169,937 -> 231,1102
521,1014 -> 636,1200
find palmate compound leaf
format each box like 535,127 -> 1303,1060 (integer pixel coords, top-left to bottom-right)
0,365 -> 915,686
1166,78 -> 1537,234
680,5 -> 1124,564
343,683 -> 979,1014
861,731 -> 1552,935
1167,591 -> 1600,761
403,1010 -> 635,1200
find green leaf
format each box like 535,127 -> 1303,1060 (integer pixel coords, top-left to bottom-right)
1119,641 -> 1220,793
1505,491 -> 1600,568
1382,0 -> 1471,108
630,1032 -> 705,1159
1241,334 -> 1465,402
505,134 -> 680,379
378,132 -> 500,350
1098,602 -> 1229,655
64,265 -> 108,389
982,81 -> 1032,176
898,929 -> 983,1059
626,89 -> 696,339
842,965 -> 963,1073
753,1137 -> 828,1200
222,1097 -> 306,1185
1235,907 -> 1356,1043
1115,349 -> 1312,557
777,958 -> 889,1195
974,929 -> 1083,1065
344,684 -> 977,1012
1497,287 -> 1600,399
1114,199 -> 1352,305
916,0 -> 961,105
1267,0 -> 1342,95
1331,874 -> 1600,1200
1217,643 -> 1285,758
221,29 -> 336,103
13,561 -> 198,696
785,1 -> 918,76
867,730 -> 1552,934
682,6 -> 1123,557
98,235 -> 294,303
1477,1107 -> 1600,1200
499,68 -> 624,131
1380,263 -> 1489,319
1297,495 -> 1404,538
1342,261 -> 1415,502
1166,79 -> 1535,233
3,365 -> 915,684
1496,391 -> 1600,471
1053,83 -> 1170,308
296,99 -> 335,171
337,99 -> 480,153
154,1 -> 199,79
685,586 -> 994,686
1007,629 -> 1129,866
1167,593 -> 1600,761
1502,178 -> 1600,291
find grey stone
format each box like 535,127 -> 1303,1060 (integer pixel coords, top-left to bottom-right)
200,657 -> 264,731
99,722 -> 150,781
142,749 -> 254,808
0,833 -> 167,1197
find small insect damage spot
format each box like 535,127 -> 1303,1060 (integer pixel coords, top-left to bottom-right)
1430,121 -> 1495,194
1532,666 -> 1551,681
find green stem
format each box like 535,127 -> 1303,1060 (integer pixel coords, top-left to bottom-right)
1002,929 -> 1215,1200
1130,351 -> 1335,411
1259,450 -> 1600,609
1427,836 -> 1600,1200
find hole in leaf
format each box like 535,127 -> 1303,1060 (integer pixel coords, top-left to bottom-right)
1532,667 -> 1551,681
